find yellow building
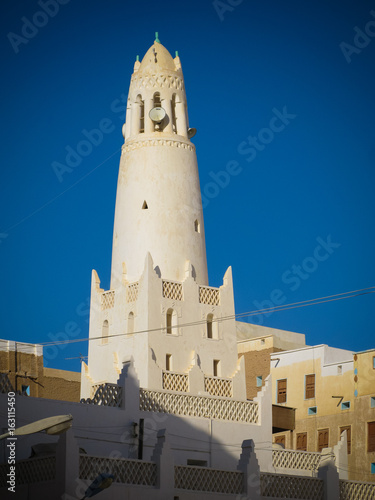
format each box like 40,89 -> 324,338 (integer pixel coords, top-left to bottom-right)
0,339 -> 80,402
270,345 -> 375,482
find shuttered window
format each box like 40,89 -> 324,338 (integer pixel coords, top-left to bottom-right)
318,429 -> 329,452
340,426 -> 352,455
305,374 -> 315,399
368,422 -> 375,452
275,435 -> 286,447
277,379 -> 287,404
296,432 -> 307,451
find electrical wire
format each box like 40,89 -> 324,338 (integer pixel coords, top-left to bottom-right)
40,286 -> 375,347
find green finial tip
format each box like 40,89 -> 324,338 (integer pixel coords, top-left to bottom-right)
175,50 -> 179,57
136,55 -> 139,62
155,32 -> 160,43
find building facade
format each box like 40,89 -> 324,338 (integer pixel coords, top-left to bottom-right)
0,339 -> 80,402
270,345 -> 375,483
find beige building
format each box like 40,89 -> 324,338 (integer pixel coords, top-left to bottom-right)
238,326 -> 375,483
236,321 -> 306,400
0,339 -> 80,402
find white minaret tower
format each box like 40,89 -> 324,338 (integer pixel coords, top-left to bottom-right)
81,36 -> 247,402
110,35 -> 208,288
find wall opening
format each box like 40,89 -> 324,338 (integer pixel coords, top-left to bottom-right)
207,314 -> 213,339
22,385 -> 30,396
153,92 -> 162,131
166,354 -> 172,371
318,428 -> 329,452
277,379 -> 287,403
128,312 -> 134,334
296,432 -> 307,451
142,201 -> 148,209
213,359 -> 220,377
136,94 -> 145,133
194,219 -> 200,233
154,92 -> 161,107
340,426 -> 351,454
166,308 -> 177,334
187,459 -> 208,467
102,320 -> 109,345
171,94 -> 177,133
206,313 -> 218,339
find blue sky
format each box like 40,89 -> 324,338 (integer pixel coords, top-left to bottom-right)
1,0 -> 374,371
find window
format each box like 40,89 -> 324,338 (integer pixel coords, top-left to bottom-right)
373,356 -> 375,369
296,432 -> 307,451
166,308 -> 177,334
171,94 -> 177,133
337,365 -> 342,375
153,92 -> 161,107
256,376 -> 263,388
371,397 -> 375,408
368,421 -> 375,452
340,426 -> 352,455
277,379 -> 287,403
187,459 -> 207,467
153,93 -> 163,131
308,406 -> 317,415
318,429 -> 329,452
166,354 -> 172,371
142,200 -> 148,209
274,435 -> 285,448
372,463 -> 375,475
305,374 -> 315,399
341,401 -> 351,410
128,312 -> 134,334
206,314 -> 218,339
22,385 -> 30,396
139,98 -> 145,133
194,219 -> 200,233
213,359 -> 220,377
102,320 -> 109,345
207,314 -> 213,339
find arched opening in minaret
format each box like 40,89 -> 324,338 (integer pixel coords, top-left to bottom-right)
194,219 -> 200,233
166,308 -> 177,334
153,92 -> 161,107
102,320 -> 109,345
136,94 -> 145,133
128,312 -> 134,334
207,314 -> 218,339
153,92 -> 163,132
142,201 -> 148,209
171,94 -> 177,133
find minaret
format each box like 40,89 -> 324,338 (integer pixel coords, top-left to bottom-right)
110,34 -> 208,288
81,37 -> 246,400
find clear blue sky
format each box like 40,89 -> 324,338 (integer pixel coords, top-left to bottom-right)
1,0 -> 374,371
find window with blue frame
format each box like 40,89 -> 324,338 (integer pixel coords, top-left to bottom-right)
256,376 -> 262,388
341,401 -> 351,410
308,406 -> 317,415
371,397 -> 375,408
22,385 -> 30,396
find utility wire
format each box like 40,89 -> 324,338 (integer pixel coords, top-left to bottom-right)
40,286 -> 375,347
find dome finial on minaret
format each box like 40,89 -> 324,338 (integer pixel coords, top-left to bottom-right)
155,31 -> 160,43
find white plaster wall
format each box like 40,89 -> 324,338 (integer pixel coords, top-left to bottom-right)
111,140 -> 208,287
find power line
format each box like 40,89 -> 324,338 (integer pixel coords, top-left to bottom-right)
40,286 -> 375,347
